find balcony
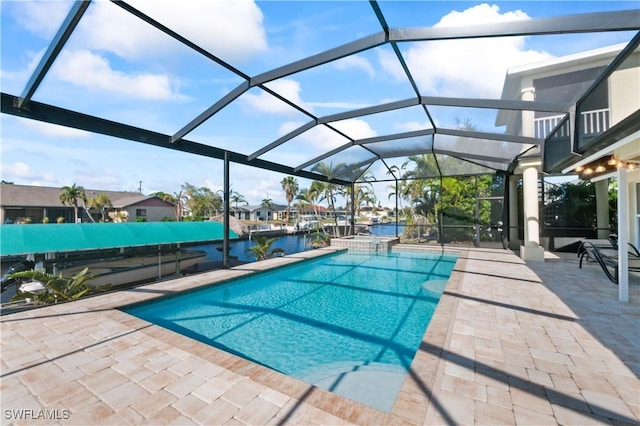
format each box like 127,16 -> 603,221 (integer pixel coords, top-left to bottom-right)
534,108 -> 610,139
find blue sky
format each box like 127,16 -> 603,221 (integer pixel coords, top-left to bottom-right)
1,1 -> 637,207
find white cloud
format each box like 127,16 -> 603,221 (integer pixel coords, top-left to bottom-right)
307,101 -> 374,110
1,161 -> 54,183
276,119 -> 378,166
12,1 -> 70,40
378,49 -> 405,81
331,119 -> 378,140
333,55 -> 375,78
382,4 -> 553,98
278,120 -> 307,136
396,120 -> 431,133
24,121 -> 91,138
244,79 -> 311,114
78,0 -> 267,63
52,50 -> 178,100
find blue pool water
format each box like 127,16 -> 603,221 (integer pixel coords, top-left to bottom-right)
124,249 -> 456,411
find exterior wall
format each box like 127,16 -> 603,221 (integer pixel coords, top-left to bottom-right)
126,205 -> 174,222
250,207 -> 276,222
609,64 -> 640,125
624,164 -> 640,250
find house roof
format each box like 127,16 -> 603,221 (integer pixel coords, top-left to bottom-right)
1,222 -> 238,256
244,204 -> 288,211
0,184 -> 168,208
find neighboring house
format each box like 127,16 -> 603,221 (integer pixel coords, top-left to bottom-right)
497,43 -> 639,261
229,206 -> 251,221
243,204 -> 287,222
0,184 -> 175,223
109,194 -> 175,222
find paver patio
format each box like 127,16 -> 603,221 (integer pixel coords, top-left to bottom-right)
1,246 -> 638,425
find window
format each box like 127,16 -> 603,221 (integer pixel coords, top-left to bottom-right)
136,209 -> 147,217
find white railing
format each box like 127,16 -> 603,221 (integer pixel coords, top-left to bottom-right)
534,114 -> 566,139
533,108 -> 610,139
581,108 -> 610,135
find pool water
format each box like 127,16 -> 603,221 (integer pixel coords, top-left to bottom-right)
124,250 -> 457,411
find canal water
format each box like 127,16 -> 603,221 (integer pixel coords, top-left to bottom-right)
193,222 -> 404,264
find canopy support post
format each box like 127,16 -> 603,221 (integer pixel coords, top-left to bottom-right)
617,167 -> 629,302
223,151 -> 231,269
350,182 -> 356,236
395,179 -> 399,237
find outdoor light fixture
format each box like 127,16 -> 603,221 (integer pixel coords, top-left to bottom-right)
574,155 -> 640,180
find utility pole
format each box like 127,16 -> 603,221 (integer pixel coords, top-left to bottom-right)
138,181 -> 143,193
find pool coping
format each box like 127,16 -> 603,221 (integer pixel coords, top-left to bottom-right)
114,245 -> 465,423
2,245 -> 466,424
115,244 -> 464,422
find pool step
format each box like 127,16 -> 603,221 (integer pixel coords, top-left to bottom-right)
295,361 -> 407,412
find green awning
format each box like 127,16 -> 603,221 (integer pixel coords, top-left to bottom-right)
1,222 -> 238,256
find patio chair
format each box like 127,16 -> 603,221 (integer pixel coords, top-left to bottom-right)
578,240 -> 640,284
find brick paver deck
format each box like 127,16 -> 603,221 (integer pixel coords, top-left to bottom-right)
1,246 -> 638,425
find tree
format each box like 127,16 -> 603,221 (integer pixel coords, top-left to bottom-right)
346,182 -> 376,217
152,191 -> 184,221
307,231 -> 330,249
230,191 -> 248,208
59,183 -> 86,222
297,187 -> 320,216
182,183 -> 222,220
280,176 -> 299,222
87,193 -> 113,222
310,162 -> 346,235
246,236 -> 285,261
546,180 -> 599,228
261,197 -> 273,222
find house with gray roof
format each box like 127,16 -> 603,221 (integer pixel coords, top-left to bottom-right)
0,184 -> 175,223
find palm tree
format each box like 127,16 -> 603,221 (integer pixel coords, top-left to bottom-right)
168,190 -> 187,221
246,236 -> 285,261
297,187 -> 320,217
261,197 -> 273,222
311,162 -> 347,235
346,182 -> 376,217
59,183 -> 86,223
230,192 -> 248,208
87,193 -> 113,222
280,176 -> 299,222
9,268 -> 108,304
227,191 -> 247,219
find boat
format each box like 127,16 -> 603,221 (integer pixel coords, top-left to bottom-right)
60,249 -> 207,287
10,248 -> 207,295
295,215 -> 322,231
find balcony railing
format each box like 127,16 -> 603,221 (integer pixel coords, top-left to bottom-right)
534,108 -> 610,139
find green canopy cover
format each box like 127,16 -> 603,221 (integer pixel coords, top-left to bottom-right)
1,222 -> 238,256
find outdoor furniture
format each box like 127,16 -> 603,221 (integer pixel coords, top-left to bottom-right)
578,240 -> 640,284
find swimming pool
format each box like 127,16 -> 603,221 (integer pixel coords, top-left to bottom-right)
124,249 -> 457,412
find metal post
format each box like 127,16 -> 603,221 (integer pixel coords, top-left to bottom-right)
439,176 -> 444,246
395,179 -> 399,237
617,167 -> 629,302
350,183 -> 356,236
174,243 -> 181,277
474,175 -> 480,247
223,151 -> 230,268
